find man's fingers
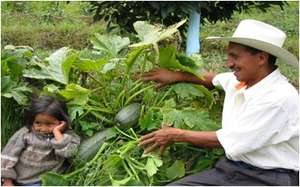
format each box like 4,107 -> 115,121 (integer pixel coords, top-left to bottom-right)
144,142 -> 159,154
159,145 -> 166,155
142,75 -> 157,82
140,132 -> 155,141
139,137 -> 156,147
132,73 -> 141,80
155,82 -> 167,89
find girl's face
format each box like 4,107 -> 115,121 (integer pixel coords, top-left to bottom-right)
32,113 -> 60,134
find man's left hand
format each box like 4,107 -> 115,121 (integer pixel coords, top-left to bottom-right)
138,126 -> 183,154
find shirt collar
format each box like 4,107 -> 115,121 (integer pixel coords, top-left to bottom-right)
242,68 -> 282,100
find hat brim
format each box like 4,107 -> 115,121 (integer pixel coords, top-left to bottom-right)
206,36 -> 299,67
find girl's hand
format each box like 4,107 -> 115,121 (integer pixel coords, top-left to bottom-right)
53,121 -> 67,133
3,178 -> 13,186
53,121 -> 67,142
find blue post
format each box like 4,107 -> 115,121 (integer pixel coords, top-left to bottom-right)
186,9 -> 200,56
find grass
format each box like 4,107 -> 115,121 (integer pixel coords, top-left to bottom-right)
1,1 -> 106,50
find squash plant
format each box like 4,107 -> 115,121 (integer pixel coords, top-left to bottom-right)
1,20 -> 224,185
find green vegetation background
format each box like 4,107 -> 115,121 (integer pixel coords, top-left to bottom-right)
1,1 -> 299,145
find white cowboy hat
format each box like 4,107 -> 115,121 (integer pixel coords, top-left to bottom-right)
206,19 -> 298,67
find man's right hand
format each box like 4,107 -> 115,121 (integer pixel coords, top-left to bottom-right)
141,68 -> 216,89
141,68 -> 184,88
3,178 -> 13,186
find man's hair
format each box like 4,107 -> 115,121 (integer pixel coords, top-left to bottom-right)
243,44 -> 277,65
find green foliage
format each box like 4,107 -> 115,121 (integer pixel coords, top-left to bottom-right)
130,20 -> 186,48
1,98 -> 25,148
1,76 -> 32,105
40,172 -> 68,186
88,1 -> 285,35
91,34 -> 130,58
2,3 -> 298,184
23,47 -> 75,84
59,84 -> 91,105
1,20 -> 224,185
159,46 -> 204,78
3,4 -> 299,181
166,160 -> 185,180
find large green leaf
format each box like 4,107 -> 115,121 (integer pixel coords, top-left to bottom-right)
1,45 -> 34,78
139,108 -> 162,131
91,34 -> 130,58
182,108 -> 220,130
163,109 -> 183,128
1,76 -> 32,105
145,154 -> 163,177
110,175 -> 131,186
125,46 -> 149,72
42,84 -> 60,95
74,58 -> 107,72
166,160 -> 185,180
23,47 -> 76,84
40,172 -> 68,186
159,46 -> 203,78
162,106 -> 219,130
192,158 -> 214,172
59,83 -> 91,105
130,19 -> 186,48
172,83 -> 205,99
171,83 -> 214,106
68,105 -> 85,121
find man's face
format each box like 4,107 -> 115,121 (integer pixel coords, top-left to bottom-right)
226,42 -> 261,85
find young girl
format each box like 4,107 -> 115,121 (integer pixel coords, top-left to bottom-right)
1,96 -> 80,186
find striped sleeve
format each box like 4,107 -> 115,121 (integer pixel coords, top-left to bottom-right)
1,127 -> 29,179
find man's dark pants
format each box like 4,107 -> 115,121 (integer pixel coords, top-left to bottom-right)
168,158 -> 299,186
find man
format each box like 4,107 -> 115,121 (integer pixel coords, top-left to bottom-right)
138,19 -> 299,186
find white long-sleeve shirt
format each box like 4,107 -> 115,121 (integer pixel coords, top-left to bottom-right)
213,69 -> 299,171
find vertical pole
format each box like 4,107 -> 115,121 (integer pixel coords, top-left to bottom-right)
186,9 -> 200,56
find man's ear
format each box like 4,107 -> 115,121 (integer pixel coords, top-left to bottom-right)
258,52 -> 269,66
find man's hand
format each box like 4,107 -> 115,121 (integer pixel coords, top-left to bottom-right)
3,178 -> 13,186
142,68 -> 184,88
139,126 -> 183,154
141,68 -> 215,89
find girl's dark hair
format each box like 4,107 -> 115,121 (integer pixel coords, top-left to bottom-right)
25,95 -> 70,129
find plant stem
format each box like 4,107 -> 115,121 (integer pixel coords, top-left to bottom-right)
125,84 -> 154,105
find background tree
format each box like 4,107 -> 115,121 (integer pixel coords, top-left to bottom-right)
88,1 -> 286,55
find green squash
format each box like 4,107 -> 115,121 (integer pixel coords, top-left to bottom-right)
77,128 -> 110,161
115,103 -> 141,129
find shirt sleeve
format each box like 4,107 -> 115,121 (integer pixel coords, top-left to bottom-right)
51,129 -> 80,158
216,101 -> 298,158
1,127 -> 29,180
212,72 -> 237,92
